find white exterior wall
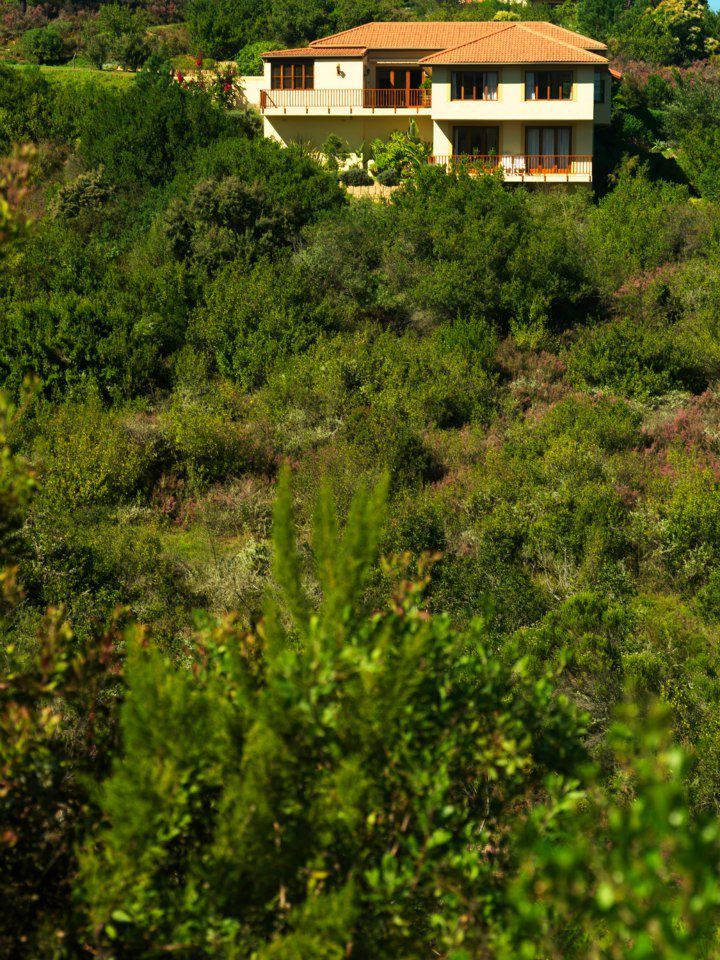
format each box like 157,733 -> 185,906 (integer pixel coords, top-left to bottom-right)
240,75 -> 264,109
314,58 -> 366,89
430,65 -> 597,123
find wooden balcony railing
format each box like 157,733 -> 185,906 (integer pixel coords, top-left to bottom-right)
260,88 -> 432,112
429,154 -> 593,177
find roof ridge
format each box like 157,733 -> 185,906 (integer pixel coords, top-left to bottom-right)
310,22 -> 395,47
515,22 -> 593,55
416,22 -> 517,62
520,21 -> 608,50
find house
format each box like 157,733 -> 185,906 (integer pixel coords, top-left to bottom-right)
241,21 -> 613,183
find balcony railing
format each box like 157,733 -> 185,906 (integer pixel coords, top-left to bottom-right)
260,88 -> 432,112
429,154 -> 593,178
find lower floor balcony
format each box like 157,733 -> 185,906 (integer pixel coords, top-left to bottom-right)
429,154 -> 593,182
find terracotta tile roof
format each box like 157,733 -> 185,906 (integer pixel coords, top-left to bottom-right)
310,20 -> 606,53
311,21 -> 514,50
419,23 -> 608,64
262,45 -> 366,58
521,22 -> 607,51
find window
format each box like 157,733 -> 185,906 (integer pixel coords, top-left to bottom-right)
525,126 -> 572,170
594,69 -> 606,103
453,126 -> 500,156
270,61 -> 314,90
524,70 -> 573,100
451,71 -> 499,101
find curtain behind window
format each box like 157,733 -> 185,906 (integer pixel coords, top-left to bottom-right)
526,127 -> 540,158
557,127 -> 571,157
525,72 -> 535,100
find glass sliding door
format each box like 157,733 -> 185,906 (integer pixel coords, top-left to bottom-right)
453,126 -> 500,157
557,127 -> 571,169
525,127 -> 572,171
375,67 -> 423,107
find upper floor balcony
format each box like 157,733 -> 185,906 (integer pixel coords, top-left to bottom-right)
259,87 -> 432,115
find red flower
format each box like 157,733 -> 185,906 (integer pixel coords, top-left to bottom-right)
176,71 -> 184,84
224,82 -> 232,91
195,52 -> 203,67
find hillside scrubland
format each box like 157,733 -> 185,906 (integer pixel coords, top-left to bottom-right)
3,5 -> 720,956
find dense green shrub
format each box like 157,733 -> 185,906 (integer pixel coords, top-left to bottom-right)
568,316 -> 707,400
234,39 -> 272,75
159,388 -> 274,484
164,175 -> 299,273
585,163 -> 697,295
185,135 -> 345,230
78,62 -> 247,185
663,72 -> 720,201
20,26 -> 65,65
0,284 -> 169,400
376,166 -> 399,186
190,260 -> 337,388
339,165 -> 373,186
0,65 -> 56,150
53,166 -> 114,219
32,395 -> 151,512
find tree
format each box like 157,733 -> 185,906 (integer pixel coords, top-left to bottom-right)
617,0 -> 714,65
664,72 -> 720,200
20,25 -> 65,65
576,0 -> 626,41
187,0 -> 270,60
265,0 -> 335,47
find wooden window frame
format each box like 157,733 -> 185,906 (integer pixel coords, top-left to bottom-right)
525,69 -> 574,101
450,70 -> 499,102
270,60 -> 315,90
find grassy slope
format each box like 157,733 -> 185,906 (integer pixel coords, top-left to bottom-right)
12,63 -> 135,87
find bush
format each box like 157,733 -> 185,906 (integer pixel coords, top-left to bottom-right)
234,39 -> 270,75
78,61 -> 244,185
339,165 -> 373,186
163,175 -> 293,274
371,120 -> 430,177
189,259 -> 335,389
159,389 -> 273,484
53,167 -> 114,219
585,163 -> 697,296
376,166 -> 399,186
569,317 -> 708,400
33,395 -> 151,513
20,26 -> 65,65
77,479 -> 720,959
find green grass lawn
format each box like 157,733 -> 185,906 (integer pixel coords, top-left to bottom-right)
12,62 -> 136,88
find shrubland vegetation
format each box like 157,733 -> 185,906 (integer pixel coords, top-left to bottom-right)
2,0 -> 720,956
